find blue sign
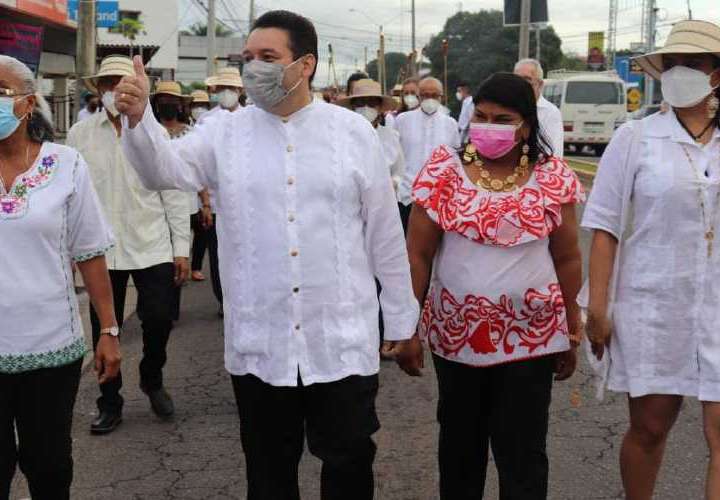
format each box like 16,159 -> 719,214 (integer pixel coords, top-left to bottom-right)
68,1 -> 120,28
614,56 -> 643,85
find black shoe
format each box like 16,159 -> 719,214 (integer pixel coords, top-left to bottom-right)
90,411 -> 122,435
142,386 -> 175,418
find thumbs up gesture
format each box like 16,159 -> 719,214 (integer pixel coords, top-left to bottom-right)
115,55 -> 150,128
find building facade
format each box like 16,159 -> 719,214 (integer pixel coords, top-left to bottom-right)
176,34 -> 245,84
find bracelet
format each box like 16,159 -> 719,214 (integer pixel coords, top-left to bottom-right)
202,204 -> 211,208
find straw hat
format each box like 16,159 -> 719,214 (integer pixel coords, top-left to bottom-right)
151,81 -> 192,102
190,89 -> 210,104
336,79 -> 396,110
634,20 -> 720,79
83,55 -> 134,94
204,67 -> 243,88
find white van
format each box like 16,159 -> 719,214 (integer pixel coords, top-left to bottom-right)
543,71 -> 627,155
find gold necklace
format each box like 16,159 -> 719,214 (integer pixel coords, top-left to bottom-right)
462,143 -> 530,192
680,144 -> 720,258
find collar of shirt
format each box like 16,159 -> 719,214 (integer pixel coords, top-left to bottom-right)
651,109 -> 720,147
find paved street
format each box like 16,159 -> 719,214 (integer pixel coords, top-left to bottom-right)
10,228 -> 709,499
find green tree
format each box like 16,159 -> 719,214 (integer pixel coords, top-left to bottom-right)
116,18 -> 146,57
366,52 -> 413,92
557,52 -> 588,71
423,10 -> 563,113
180,22 -> 234,37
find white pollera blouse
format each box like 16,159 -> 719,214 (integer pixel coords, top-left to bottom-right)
0,142 -> 114,373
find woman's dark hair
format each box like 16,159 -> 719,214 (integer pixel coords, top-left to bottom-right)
27,104 -> 55,143
252,10 -> 318,85
712,56 -> 720,127
346,72 -> 368,95
473,72 -> 553,163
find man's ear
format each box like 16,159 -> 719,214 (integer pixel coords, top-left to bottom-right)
303,54 -> 317,79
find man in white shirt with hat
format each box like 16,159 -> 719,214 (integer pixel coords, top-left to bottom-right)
114,10 -> 421,499
395,76 -> 461,232
514,58 -> 565,158
206,66 -> 245,113
66,55 -> 191,435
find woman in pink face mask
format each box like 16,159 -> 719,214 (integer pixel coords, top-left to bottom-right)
406,72 -> 585,499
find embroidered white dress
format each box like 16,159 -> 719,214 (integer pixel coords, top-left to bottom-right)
582,111 -> 720,401
0,143 -> 114,373
413,146 -> 585,366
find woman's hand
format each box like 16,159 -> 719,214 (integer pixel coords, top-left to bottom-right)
554,348 -> 577,381
95,335 -> 121,384
586,309 -> 612,360
394,335 -> 424,377
200,206 -> 214,229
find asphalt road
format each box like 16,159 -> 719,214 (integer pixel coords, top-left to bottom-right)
9,213 -> 709,500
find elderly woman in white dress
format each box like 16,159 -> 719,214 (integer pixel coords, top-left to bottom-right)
584,20 -> 720,500
0,56 -> 120,499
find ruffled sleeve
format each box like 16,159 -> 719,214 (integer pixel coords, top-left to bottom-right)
535,157 -> 586,205
411,146 -> 471,231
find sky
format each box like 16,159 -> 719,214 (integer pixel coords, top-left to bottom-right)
178,0 -> 720,87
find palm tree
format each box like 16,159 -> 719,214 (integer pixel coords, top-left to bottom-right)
117,18 -> 146,57
180,22 -> 234,37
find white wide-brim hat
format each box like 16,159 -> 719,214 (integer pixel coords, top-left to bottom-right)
336,79 -> 396,110
83,55 -> 135,95
634,20 -> 720,80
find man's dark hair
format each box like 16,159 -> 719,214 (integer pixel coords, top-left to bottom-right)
474,72 -> 553,162
252,10 -> 318,86
457,81 -> 470,89
346,72 -> 368,95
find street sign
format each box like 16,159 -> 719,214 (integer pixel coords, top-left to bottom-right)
587,32 -> 605,70
67,0 -> 119,28
503,0 -> 549,27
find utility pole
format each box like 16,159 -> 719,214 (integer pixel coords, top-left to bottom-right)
535,26 -> 541,62
364,46 -> 368,72
379,26 -> 386,94
207,0 -> 217,78
75,0 -> 96,121
249,0 -> 255,32
411,0 -> 416,76
518,0 -> 531,60
644,0 -> 657,105
607,0 -> 618,68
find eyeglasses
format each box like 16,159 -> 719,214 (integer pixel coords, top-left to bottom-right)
0,88 -> 29,97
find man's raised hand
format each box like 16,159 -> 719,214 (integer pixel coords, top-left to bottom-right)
115,55 -> 150,128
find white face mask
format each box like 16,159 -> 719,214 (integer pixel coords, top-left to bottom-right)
421,98 -> 441,115
354,106 -> 379,124
218,89 -> 240,110
191,106 -> 208,120
661,65 -> 719,109
403,94 -> 419,109
102,91 -> 118,117
456,91 -> 464,102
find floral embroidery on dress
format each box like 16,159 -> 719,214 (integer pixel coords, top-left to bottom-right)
419,284 -> 568,359
412,146 -> 586,246
0,154 -> 59,219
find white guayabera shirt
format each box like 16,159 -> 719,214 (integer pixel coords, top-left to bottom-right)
375,123 -> 406,200
121,100 -> 419,387
67,111 -> 190,270
395,108 -> 461,206
537,96 -> 565,159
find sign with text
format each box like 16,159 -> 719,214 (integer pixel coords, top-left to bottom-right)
587,31 -> 606,70
0,20 -> 44,74
16,0 -> 68,24
67,0 -> 119,28
503,0 -> 549,26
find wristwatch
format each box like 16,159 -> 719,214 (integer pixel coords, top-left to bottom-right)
100,326 -> 121,338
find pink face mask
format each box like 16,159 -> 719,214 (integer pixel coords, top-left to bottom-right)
468,122 -> 523,159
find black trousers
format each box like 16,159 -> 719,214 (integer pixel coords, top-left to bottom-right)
231,373 -> 380,500
190,212 -> 208,272
432,354 -> 555,500
90,262 -> 175,413
0,359 -> 82,500
206,215 -> 222,304
398,202 -> 412,235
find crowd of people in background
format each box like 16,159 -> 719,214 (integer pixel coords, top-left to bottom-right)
3,9 -> 720,500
